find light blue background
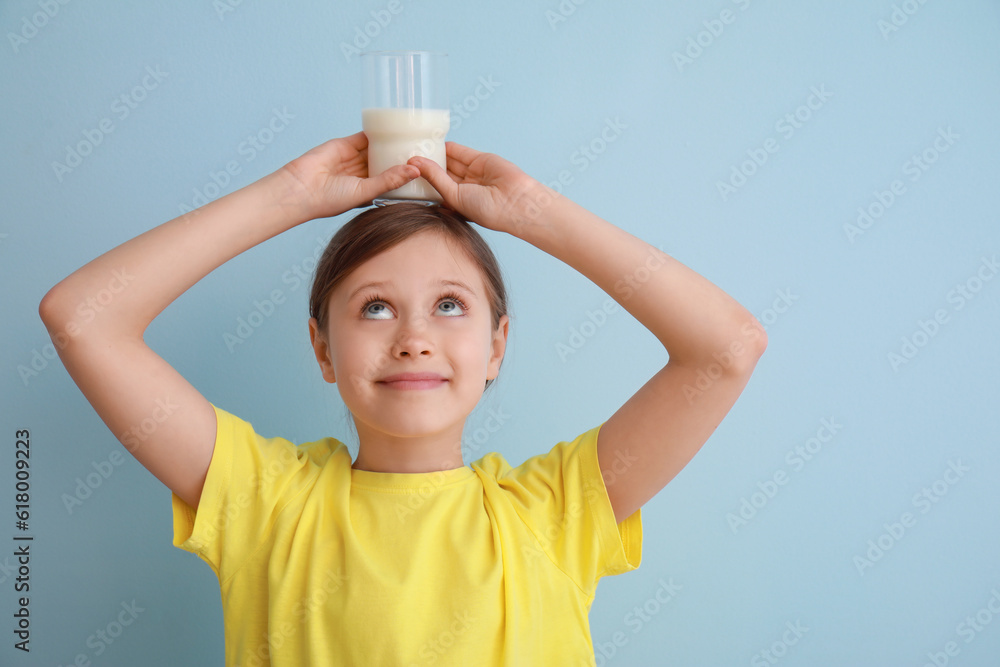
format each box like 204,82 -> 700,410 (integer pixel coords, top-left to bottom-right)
2,1 -> 999,665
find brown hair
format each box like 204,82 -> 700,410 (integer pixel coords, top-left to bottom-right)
309,202 -> 510,388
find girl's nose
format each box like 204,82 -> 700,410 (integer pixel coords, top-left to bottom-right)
391,315 -> 433,357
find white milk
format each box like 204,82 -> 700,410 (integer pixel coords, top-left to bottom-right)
362,107 -> 450,202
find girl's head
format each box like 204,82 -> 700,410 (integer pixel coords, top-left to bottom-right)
307,203 -> 510,461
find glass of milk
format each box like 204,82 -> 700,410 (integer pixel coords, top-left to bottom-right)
361,50 -> 450,206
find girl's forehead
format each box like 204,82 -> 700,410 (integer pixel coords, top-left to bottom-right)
335,246 -> 486,301
347,234 -> 481,283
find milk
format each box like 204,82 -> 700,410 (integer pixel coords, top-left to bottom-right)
362,107 -> 450,202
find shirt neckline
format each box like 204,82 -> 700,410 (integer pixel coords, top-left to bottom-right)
349,464 -> 476,490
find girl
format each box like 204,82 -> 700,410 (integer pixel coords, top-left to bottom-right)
39,131 -> 766,665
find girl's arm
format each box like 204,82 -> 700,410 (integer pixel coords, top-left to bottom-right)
411,146 -> 768,523
39,133 -> 419,510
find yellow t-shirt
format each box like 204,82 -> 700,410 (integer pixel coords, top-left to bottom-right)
171,404 -> 642,666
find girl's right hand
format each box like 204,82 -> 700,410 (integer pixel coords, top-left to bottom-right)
281,131 -> 421,220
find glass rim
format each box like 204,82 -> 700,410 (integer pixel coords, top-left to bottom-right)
360,50 -> 448,58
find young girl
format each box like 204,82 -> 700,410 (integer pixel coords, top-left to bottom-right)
39,131 -> 766,665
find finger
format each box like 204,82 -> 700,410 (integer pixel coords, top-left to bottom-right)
359,164 -> 419,203
345,131 -> 369,150
445,141 -> 481,166
408,156 -> 460,205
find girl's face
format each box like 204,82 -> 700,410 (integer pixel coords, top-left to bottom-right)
309,229 -> 508,450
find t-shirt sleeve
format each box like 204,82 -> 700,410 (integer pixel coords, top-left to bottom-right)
497,421 -> 642,592
170,404 -> 318,585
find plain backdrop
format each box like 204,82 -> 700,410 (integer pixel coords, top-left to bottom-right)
2,1 -> 999,665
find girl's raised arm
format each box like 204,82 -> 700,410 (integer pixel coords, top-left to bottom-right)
38,133 -> 419,509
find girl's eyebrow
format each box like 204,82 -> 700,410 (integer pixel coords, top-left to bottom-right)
347,279 -> 478,302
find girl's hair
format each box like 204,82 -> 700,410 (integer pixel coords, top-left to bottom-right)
309,202 -> 510,390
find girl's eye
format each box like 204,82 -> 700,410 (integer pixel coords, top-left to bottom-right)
360,293 -> 468,319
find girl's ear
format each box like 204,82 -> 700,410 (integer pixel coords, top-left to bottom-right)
486,314 -> 509,380
308,317 -> 337,384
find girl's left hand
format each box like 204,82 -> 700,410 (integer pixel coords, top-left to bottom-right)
408,142 -> 549,236
282,131 -> 421,220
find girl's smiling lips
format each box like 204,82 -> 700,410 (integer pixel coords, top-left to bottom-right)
377,372 -> 448,390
